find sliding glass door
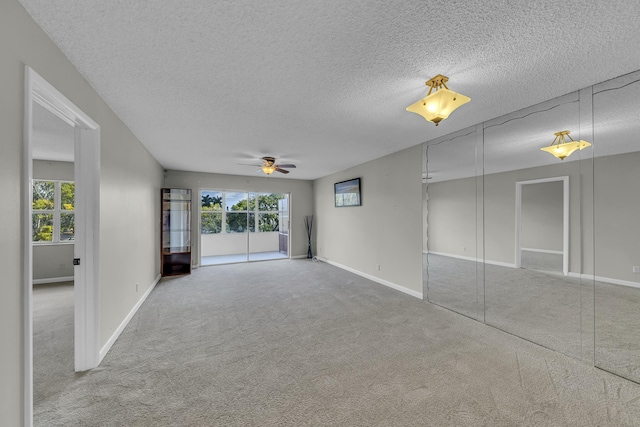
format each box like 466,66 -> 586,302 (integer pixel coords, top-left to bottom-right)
200,190 -> 289,266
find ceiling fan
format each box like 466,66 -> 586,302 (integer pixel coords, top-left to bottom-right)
240,156 -> 297,175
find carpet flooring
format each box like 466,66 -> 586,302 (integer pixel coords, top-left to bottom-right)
520,250 -> 563,274
35,260 -> 640,426
33,281 -> 75,410
425,253 -> 640,384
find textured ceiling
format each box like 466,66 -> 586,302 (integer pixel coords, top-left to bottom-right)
19,0 -> 640,180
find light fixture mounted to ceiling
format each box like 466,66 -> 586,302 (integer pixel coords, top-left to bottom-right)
238,156 -> 296,176
261,164 -> 277,175
406,74 -> 471,126
540,130 -> 591,160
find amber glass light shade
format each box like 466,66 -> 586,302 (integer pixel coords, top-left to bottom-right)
406,88 -> 471,125
406,74 -> 470,126
261,165 -> 276,175
540,130 -> 591,160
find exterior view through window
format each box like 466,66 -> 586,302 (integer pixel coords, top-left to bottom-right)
32,180 -> 75,243
200,190 -> 289,265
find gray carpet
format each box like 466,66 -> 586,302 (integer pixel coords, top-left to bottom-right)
35,260 -> 640,426
520,250 -> 563,274
425,253 -> 640,384
33,281 -> 75,409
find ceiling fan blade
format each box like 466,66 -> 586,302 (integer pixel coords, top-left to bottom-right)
276,164 -> 296,168
238,163 -> 263,167
275,167 -> 290,174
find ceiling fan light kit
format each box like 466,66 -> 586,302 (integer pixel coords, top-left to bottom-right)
406,74 -> 471,126
241,156 -> 297,176
261,165 -> 277,175
540,130 -> 591,160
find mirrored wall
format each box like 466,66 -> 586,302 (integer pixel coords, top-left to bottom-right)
423,70 -> 640,383
424,126 -> 483,321
592,72 -> 640,382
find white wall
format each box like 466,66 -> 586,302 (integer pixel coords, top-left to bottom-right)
32,160 -> 75,281
164,170 -> 314,261
314,145 -> 423,297
0,2 -> 163,423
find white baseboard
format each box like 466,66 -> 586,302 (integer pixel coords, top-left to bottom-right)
521,248 -> 563,255
427,251 -> 517,269
99,274 -> 161,363
321,258 -> 423,300
291,254 -> 309,259
33,276 -> 74,285
428,251 -> 477,263
486,259 -> 518,269
567,272 -> 640,290
429,253 -> 639,290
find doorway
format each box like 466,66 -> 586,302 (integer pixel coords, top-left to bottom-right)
200,190 -> 290,265
515,177 -> 569,275
31,100 -> 76,409
24,67 -> 101,423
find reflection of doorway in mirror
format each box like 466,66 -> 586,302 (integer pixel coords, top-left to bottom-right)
515,177 -> 569,276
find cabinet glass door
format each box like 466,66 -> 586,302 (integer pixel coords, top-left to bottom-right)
161,188 -> 191,276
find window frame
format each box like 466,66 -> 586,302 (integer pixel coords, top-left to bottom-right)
32,179 -> 75,245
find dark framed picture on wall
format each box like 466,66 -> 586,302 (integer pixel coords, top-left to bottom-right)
334,177 -> 361,207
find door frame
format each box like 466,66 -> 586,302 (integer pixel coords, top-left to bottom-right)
515,176 -> 569,275
24,66 -> 101,425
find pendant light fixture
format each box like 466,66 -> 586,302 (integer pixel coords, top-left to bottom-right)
540,130 -> 591,160
406,74 -> 471,126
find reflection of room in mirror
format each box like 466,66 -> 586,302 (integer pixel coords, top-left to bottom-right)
424,127 -> 482,320
423,69 -> 640,385
517,178 -> 567,275
592,71 -> 640,383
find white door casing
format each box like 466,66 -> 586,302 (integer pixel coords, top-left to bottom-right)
24,66 -> 101,426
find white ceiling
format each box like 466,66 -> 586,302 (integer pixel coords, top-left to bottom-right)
19,0 -> 640,180
32,100 -> 75,162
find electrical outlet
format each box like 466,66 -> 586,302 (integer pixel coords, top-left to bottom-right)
377,264 -> 381,271
136,282 -> 139,292
59,263 -> 65,270
633,266 -> 640,274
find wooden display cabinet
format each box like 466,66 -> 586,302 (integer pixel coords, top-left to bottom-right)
161,188 -> 192,276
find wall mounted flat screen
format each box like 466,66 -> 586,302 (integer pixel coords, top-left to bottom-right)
334,178 -> 361,207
